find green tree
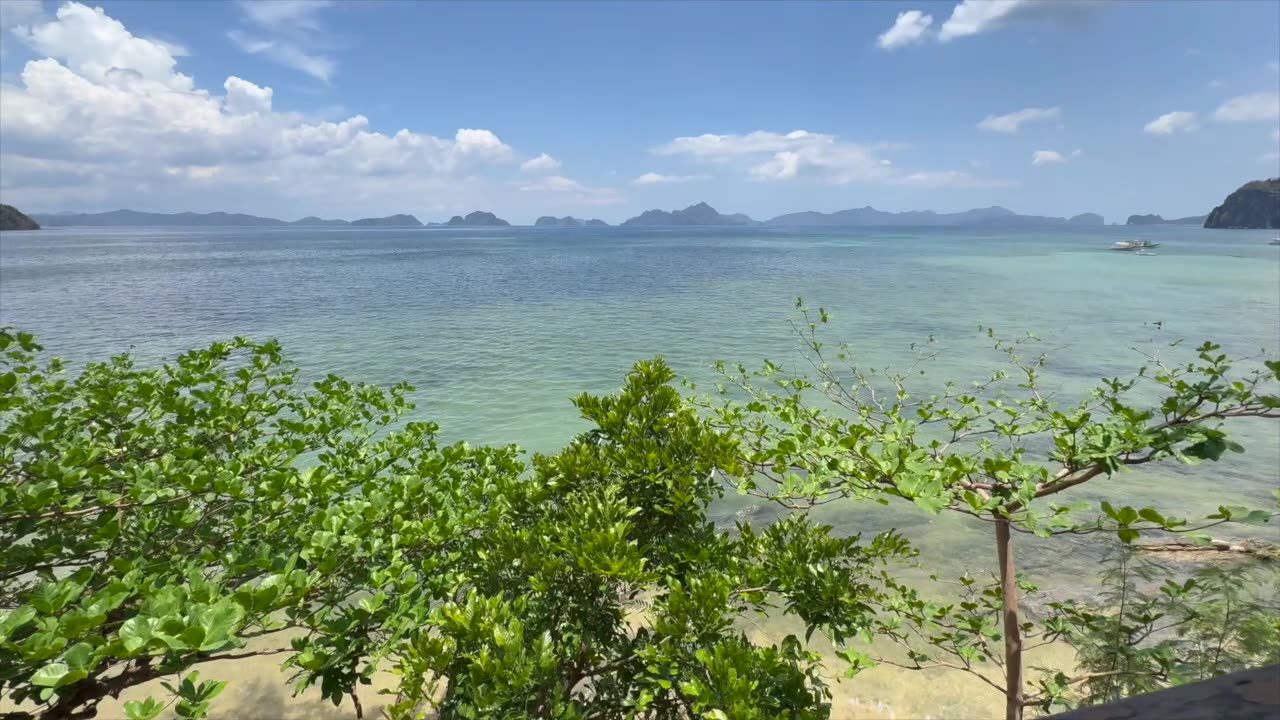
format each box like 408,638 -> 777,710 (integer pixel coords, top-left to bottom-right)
0,330 -> 914,719
702,301 -> 1280,720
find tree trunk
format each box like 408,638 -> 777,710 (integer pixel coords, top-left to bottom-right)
996,517 -> 1023,720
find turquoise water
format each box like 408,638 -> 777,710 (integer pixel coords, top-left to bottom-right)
3,224 -> 1278,716
2,225 -> 1278,557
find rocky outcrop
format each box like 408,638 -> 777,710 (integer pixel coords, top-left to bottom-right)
621,202 -> 756,226
351,214 -> 423,227
1068,213 -> 1105,225
0,204 -> 40,231
1204,179 -> 1280,229
535,216 -> 584,227
447,211 -> 511,227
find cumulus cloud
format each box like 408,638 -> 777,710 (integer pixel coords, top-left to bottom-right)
1213,92 -> 1280,123
517,175 -> 621,205
230,0 -> 336,81
1143,111 -> 1198,135
877,10 -> 933,49
654,129 -> 1002,187
977,106 -> 1060,133
0,2 -> 520,214
1031,150 -> 1065,165
632,172 -> 705,185
520,153 -> 561,172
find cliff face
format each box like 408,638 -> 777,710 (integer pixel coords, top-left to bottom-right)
1204,179 -> 1280,229
0,204 -> 40,231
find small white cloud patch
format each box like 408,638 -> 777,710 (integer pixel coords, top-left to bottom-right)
632,173 -> 704,185
1143,111 -> 1198,135
520,153 -> 561,172
1031,150 -> 1065,166
977,107 -> 1061,133
877,10 -> 933,49
1213,92 -> 1280,123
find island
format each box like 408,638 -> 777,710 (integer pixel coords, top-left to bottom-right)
534,216 -> 610,227
351,214 -> 423,227
0,204 -> 40,231
292,216 -> 351,226
621,202 -> 757,226
766,205 -> 1105,227
1203,179 -> 1280,229
447,211 -> 511,227
1125,213 -> 1207,226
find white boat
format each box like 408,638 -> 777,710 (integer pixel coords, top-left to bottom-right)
1110,240 -> 1161,251
1270,237 -> 1280,246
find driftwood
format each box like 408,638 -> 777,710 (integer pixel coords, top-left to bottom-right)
1135,538 -> 1279,562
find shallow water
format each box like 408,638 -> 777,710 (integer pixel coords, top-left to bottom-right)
3,224 -> 1278,717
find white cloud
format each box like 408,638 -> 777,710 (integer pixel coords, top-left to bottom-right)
939,0 -> 1027,41
896,170 -> 1015,188
517,175 -> 620,205
1213,92 -> 1280,123
877,10 -> 933,49
237,0 -> 333,30
230,0 -> 336,81
1207,79 -> 1223,89
632,172 -> 705,185
940,0 -> 1098,41
520,153 -> 561,172
14,2 -> 193,89
223,76 -> 273,115
977,106 -> 1061,133
1143,111 -> 1198,135
227,30 -> 334,82
0,2 -> 521,215
874,1 -> 1100,48
655,129 -> 1003,187
1031,150 -> 1065,165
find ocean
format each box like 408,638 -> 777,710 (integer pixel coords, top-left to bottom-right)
2,223 -> 1277,717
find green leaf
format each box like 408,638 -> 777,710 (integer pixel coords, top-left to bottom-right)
31,662 -> 70,688
124,698 -> 165,720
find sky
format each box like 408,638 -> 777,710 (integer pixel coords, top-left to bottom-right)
0,0 -> 1277,225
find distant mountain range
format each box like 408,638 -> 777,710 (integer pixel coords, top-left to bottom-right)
29,209 -> 427,227
766,206 -> 1105,227
1125,213 -> 1207,226
621,202 -> 758,226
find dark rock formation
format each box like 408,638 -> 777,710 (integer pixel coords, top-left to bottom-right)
0,204 -> 40,231
1204,179 -> 1280,229
1068,213 -> 1105,225
447,211 -> 511,227
621,202 -> 756,226
350,214 -> 423,227
535,216 -> 584,227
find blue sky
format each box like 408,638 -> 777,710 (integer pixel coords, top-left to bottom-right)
1,0 -> 1277,224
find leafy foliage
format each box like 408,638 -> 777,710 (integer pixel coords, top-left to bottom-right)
700,300 -> 1280,719
0,330 -> 913,719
